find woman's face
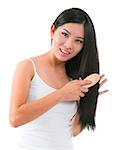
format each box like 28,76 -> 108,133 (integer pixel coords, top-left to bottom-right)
50,23 -> 84,62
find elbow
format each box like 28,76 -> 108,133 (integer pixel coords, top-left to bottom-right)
9,115 -> 22,128
10,120 -> 19,128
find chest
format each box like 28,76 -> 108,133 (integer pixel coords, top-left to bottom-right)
36,64 -> 71,89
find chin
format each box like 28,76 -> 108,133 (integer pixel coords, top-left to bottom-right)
56,55 -> 71,62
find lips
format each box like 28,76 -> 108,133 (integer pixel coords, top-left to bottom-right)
59,48 -> 70,55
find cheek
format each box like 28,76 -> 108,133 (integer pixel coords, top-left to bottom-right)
73,45 -> 83,55
53,35 -> 64,46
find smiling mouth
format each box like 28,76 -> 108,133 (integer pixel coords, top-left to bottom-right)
59,48 -> 70,55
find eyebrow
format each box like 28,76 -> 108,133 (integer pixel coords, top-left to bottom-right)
63,28 -> 84,40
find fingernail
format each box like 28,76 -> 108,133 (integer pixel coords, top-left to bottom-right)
79,77 -> 82,80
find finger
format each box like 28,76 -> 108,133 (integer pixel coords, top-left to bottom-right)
99,90 -> 109,95
81,87 -> 89,93
79,77 -> 82,80
79,80 -> 92,86
79,92 -> 85,97
99,78 -> 108,87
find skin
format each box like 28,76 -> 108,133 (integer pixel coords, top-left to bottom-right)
10,23 -> 108,137
35,23 -> 85,90
50,23 -> 84,63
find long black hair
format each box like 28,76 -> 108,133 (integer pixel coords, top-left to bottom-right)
53,8 -> 99,130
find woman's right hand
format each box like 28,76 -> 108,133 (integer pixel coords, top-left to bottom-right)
59,79 -> 92,101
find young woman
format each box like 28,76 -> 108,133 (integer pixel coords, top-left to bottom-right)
9,8 -> 108,150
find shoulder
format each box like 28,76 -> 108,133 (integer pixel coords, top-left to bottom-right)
14,58 -> 36,80
17,59 -> 33,71
17,59 -> 32,68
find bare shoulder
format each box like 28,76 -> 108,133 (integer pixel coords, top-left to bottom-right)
14,59 -> 35,80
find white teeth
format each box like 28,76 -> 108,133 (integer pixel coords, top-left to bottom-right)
60,49 -> 69,54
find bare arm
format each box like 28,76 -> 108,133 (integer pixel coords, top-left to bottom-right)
9,60 -> 62,127
71,113 -> 83,137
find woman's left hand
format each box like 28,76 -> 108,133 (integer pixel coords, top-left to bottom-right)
99,74 -> 109,95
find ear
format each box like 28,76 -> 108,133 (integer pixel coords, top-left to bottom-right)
50,24 -> 55,39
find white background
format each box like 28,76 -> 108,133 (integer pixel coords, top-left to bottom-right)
0,0 -> 115,149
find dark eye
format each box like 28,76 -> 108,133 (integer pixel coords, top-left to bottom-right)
75,39 -> 84,44
62,32 -> 68,37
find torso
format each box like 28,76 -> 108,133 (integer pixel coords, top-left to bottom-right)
17,56 -> 77,150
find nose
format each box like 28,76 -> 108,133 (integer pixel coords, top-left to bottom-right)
63,38 -> 73,50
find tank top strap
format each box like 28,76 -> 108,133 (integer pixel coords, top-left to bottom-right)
28,58 -> 38,74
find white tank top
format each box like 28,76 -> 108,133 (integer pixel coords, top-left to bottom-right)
16,59 -> 77,150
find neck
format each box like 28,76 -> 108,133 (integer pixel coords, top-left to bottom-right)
44,50 -> 65,68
